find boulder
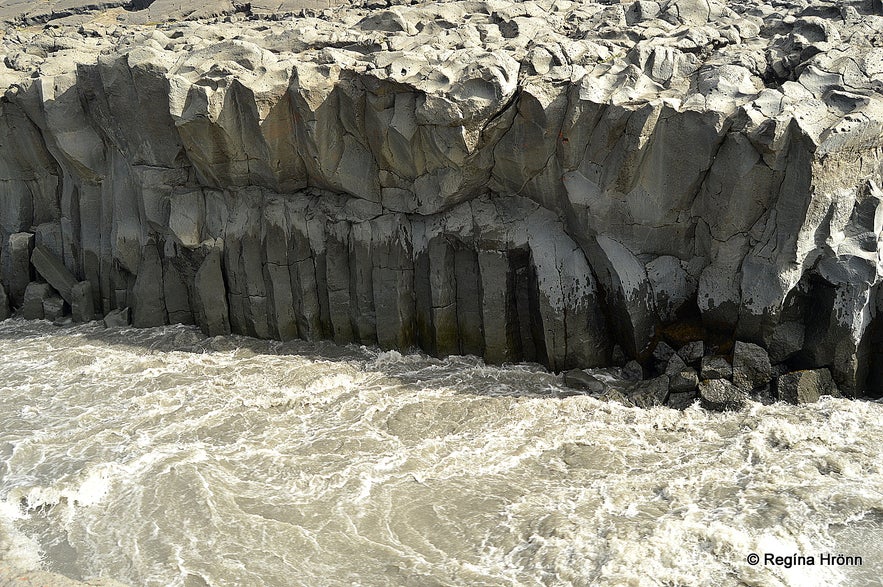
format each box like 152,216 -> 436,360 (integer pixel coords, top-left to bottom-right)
699,378 -> 747,411
22,282 -> 53,320
701,355 -> 732,380
623,360 -> 644,381
30,244 -> 77,303
653,340 -> 677,368
562,370 -> 606,394
732,341 -> 772,391
678,341 -> 704,366
777,369 -> 839,404
103,307 -> 131,328
628,375 -> 670,408
667,390 -> 697,410
766,322 -> 805,363
664,0 -> 711,26
670,368 -> 699,392
665,352 -> 688,376
42,295 -> 65,321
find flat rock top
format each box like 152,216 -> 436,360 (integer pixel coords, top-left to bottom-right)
0,1 -> 340,25
0,0 -> 881,148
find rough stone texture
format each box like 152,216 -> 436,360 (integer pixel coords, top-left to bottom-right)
0,0 -> 881,394
667,390 -> 698,410
70,281 -> 94,322
665,352 -> 688,376
670,368 -> 700,392
627,375 -> 670,408
701,356 -> 732,381
42,294 -> 65,321
699,378 -> 747,411
623,360 -> 644,381
777,368 -> 839,404
678,341 -> 705,366
562,369 -> 606,394
0,283 -> 8,320
131,241 -> 166,328
103,307 -> 131,328
194,240 -> 232,337
653,341 -> 677,372
3,233 -> 34,308
22,282 -> 52,320
732,341 -> 772,391
31,244 -> 77,302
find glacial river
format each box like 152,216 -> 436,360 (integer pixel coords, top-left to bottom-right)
0,319 -> 881,586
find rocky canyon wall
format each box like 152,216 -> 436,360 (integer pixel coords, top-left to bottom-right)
1,0 -> 882,396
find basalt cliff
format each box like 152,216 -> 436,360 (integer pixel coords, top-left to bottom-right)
0,0 -> 882,400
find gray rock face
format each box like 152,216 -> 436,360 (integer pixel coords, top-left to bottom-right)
732,341 -> 772,391
699,378 -> 747,411
667,390 -> 698,410
0,283 -> 8,321
678,341 -> 705,366
194,240 -> 231,337
22,282 -> 52,320
623,360 -> 644,381
670,368 -> 699,393
70,281 -> 95,323
0,0 -> 882,395
42,294 -> 65,322
665,353 -> 688,376
777,369 -> 839,404
653,341 -> 677,371
562,370 -> 606,394
31,244 -> 77,303
103,307 -> 131,328
628,375 -> 670,408
4,233 -> 34,308
701,356 -> 732,381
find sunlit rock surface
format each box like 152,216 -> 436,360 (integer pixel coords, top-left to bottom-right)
0,0 -> 882,394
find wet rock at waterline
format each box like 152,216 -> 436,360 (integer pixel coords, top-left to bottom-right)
0,0 -> 881,396
103,307 -> 131,329
69,281 -> 95,323
777,369 -> 840,405
699,379 -> 748,412
42,294 -> 65,322
562,370 -> 606,394
732,342 -> 772,392
0,283 -> 9,321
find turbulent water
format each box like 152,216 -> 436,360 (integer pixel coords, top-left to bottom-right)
0,320 -> 881,587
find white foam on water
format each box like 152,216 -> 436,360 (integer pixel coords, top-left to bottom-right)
0,496 -> 43,573
27,465 -> 113,509
0,321 -> 881,586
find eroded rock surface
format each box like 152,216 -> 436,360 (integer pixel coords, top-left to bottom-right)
0,0 -> 882,394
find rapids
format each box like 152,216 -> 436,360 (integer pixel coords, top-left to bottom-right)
0,319 -> 881,586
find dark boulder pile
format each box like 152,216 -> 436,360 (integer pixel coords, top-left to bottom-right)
563,339 -> 840,410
